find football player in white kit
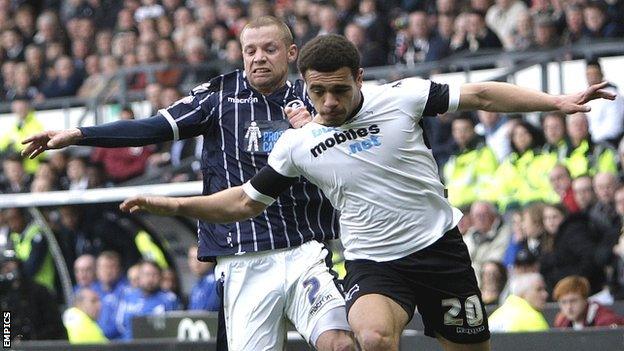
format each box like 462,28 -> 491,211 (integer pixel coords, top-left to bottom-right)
120,35 -> 615,351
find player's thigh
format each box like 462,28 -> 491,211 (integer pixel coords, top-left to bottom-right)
409,228 -> 490,345
348,293 -> 408,344
216,255 -> 288,351
285,242 -> 350,347
342,259 -> 414,351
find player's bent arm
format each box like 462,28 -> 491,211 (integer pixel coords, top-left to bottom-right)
120,166 -> 298,223
120,187 -> 268,223
457,81 -> 615,114
178,187 -> 268,223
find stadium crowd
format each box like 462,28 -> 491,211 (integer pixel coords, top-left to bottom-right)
0,0 -> 622,104
1,0 -> 624,344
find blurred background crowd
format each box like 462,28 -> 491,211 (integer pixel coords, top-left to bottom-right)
1,0 -> 624,344
0,0 -> 622,104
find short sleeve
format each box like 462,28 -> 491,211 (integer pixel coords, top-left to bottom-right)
388,78 -> 460,118
159,85 -> 217,140
267,130 -> 301,178
422,81 -> 461,115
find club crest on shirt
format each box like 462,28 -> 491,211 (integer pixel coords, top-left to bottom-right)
285,99 -> 305,110
345,284 -> 360,302
242,119 -> 290,154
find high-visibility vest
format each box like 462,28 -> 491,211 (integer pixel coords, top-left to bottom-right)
63,307 -> 108,344
11,223 -> 55,291
487,150 -> 558,212
0,111 -> 44,174
444,141 -> 498,208
565,139 -> 617,178
489,295 -> 549,332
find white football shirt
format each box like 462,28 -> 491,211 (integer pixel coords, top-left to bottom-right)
243,77 -> 463,262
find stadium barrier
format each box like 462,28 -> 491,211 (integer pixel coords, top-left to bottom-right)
406,300 -> 624,331
0,181 -> 203,209
0,39 -> 622,124
0,182 -> 204,302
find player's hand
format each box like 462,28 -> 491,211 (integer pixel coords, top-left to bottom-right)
557,81 -> 616,114
285,106 -> 312,128
119,196 -> 180,216
21,128 -> 83,159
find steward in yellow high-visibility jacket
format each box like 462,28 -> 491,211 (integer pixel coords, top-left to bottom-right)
489,295 -> 550,332
444,135 -> 498,208
63,288 -> 108,344
540,111 -> 569,162
0,100 -> 44,174
565,112 -> 617,178
486,148 -> 558,212
564,138 -> 617,178
7,208 -> 56,292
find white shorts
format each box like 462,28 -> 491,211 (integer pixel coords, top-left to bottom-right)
215,240 -> 350,351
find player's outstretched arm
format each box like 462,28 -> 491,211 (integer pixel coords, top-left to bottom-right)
21,115 -> 174,159
120,186 -> 268,224
457,81 -> 615,114
21,128 -> 83,159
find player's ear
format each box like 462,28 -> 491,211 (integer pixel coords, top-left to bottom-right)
288,44 -> 298,63
356,68 -> 363,88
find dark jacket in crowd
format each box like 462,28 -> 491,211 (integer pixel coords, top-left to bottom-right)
541,212 -> 604,294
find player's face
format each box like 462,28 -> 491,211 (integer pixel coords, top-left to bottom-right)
240,25 -> 297,95
305,67 -> 363,126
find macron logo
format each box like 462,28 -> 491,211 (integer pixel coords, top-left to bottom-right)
228,96 -> 259,104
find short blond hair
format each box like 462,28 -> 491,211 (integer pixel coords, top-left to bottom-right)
240,16 -> 293,46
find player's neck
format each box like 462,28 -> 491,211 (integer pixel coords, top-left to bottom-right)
252,77 -> 288,96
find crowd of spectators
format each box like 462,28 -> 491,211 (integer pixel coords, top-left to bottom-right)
0,0 -> 622,104
1,0 -> 624,343
437,59 -> 624,332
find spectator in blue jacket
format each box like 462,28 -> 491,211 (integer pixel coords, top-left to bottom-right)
187,245 -> 219,311
92,251 -> 129,339
40,56 -> 84,98
117,260 -> 180,339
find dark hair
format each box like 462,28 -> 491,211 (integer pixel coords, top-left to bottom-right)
585,1 -> 606,13
510,120 -> 544,154
2,152 -> 23,163
452,112 -> 476,127
298,34 -> 360,79
120,106 -> 135,118
514,248 -> 538,266
480,260 -> 508,291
